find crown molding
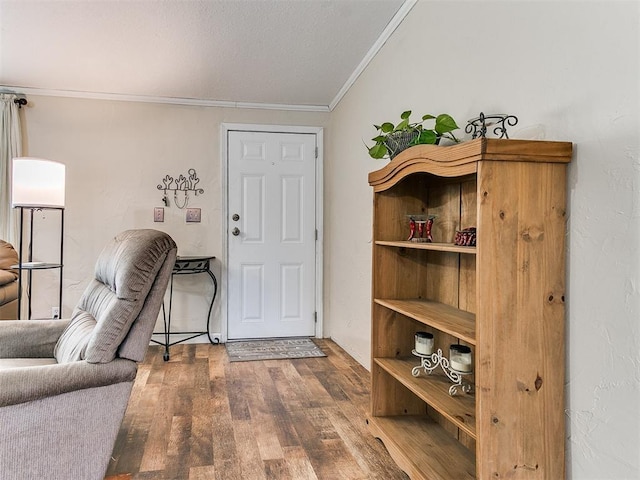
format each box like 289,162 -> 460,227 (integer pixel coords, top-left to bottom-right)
0,85 -> 331,112
328,0 -> 417,111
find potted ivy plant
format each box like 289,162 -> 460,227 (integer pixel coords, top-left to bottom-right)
368,110 -> 460,159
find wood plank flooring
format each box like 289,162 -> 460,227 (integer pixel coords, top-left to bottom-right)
106,339 -> 409,480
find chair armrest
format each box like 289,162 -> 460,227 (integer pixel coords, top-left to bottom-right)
0,358 -> 137,407
0,319 -> 71,358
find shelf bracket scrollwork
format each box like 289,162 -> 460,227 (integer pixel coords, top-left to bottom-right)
157,168 -> 204,209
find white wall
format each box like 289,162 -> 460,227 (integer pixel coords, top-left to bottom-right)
21,95 -> 329,338
325,1 -> 639,479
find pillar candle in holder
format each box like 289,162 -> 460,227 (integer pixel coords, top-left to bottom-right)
449,344 -> 472,372
415,332 -> 434,355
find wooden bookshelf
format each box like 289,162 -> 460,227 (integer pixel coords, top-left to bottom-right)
368,138 -> 572,479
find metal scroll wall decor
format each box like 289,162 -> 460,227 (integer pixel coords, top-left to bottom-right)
465,112 -> 518,139
157,168 -> 204,209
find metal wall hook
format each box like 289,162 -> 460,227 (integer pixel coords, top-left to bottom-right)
157,168 -> 204,209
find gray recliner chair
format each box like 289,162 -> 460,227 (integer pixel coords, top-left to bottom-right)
0,229 -> 177,480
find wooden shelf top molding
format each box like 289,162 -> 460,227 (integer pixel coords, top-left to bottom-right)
368,138 -> 573,192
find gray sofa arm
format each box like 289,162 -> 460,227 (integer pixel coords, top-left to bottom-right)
0,358 -> 137,407
0,319 -> 70,358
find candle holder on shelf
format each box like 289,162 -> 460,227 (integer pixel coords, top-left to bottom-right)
454,227 -> 476,247
407,215 -> 435,242
411,347 -> 473,396
415,331 -> 434,355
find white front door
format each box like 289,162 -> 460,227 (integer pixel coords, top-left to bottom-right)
227,130 -> 317,339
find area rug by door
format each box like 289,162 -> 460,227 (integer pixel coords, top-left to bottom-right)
226,338 -> 326,362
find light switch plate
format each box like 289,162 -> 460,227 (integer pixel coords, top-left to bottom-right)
154,207 -> 164,222
186,208 -> 201,223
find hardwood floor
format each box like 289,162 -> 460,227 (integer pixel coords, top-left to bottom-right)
106,339 -> 409,480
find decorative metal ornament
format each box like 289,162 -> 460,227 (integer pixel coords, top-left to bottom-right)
157,168 -> 204,209
411,348 -> 473,396
465,112 -> 518,139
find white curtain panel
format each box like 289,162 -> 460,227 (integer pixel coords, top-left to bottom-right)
0,94 -> 22,245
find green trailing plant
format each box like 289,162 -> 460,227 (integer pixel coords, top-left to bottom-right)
368,110 -> 460,159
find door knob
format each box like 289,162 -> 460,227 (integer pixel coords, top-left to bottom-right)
232,227 -> 240,236
232,214 -> 240,221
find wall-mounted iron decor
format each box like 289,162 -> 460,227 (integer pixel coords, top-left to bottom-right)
465,112 -> 518,139
157,168 -> 204,209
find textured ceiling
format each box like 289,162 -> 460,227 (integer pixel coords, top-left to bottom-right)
0,0 -> 407,109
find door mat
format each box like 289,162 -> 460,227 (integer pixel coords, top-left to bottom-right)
226,338 -> 326,362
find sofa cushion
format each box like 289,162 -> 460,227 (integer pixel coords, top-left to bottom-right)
0,280 -> 18,304
0,241 -> 19,271
0,270 -> 17,287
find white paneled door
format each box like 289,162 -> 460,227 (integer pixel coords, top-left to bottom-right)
227,130 -> 317,339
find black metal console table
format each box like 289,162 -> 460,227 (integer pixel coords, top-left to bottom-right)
152,255 -> 218,361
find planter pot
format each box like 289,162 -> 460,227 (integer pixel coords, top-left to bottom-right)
384,131 -> 419,159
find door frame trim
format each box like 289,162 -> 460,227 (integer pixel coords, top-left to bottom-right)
220,123 -> 324,342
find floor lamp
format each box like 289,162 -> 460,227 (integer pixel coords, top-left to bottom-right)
11,158 -> 65,320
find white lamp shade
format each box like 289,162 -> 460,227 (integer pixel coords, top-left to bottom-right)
12,158 -> 66,208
